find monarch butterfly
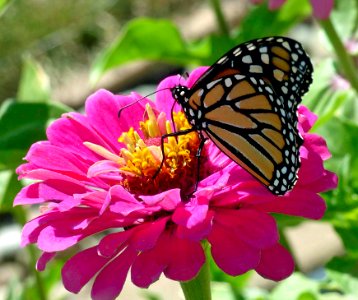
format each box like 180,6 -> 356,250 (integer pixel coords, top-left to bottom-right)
169,36 -> 313,195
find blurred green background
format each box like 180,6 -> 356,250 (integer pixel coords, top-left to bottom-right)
1,0 -> 358,299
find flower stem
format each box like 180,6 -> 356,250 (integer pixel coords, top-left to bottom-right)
180,243 -> 212,300
320,17 -> 358,94
28,245 -> 48,300
209,0 -> 230,36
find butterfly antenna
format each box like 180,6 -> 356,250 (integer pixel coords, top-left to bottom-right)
118,87 -> 171,118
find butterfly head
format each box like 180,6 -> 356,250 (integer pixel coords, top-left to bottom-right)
171,85 -> 190,106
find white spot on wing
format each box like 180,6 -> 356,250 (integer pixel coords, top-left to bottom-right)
249,65 -> 263,73
225,78 -> 233,87
207,78 -> 221,89
242,55 -> 253,64
235,74 -> 245,80
261,53 -> 269,64
217,55 -> 228,64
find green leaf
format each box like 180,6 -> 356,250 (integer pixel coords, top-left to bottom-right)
236,0 -> 311,42
0,170 -> 22,212
90,18 -> 192,84
0,100 -> 70,169
330,0 -> 358,39
17,56 -> 51,103
316,117 -> 358,210
187,35 -> 237,65
312,90 -> 354,130
327,255 -> 358,278
316,117 -> 358,160
303,59 -> 336,112
334,225 -> 358,254
0,0 -> 10,16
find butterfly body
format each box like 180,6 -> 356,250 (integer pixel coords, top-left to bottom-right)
171,36 -> 313,195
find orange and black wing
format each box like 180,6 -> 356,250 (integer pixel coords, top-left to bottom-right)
171,36 -> 313,195
195,74 -> 300,195
193,36 -> 313,115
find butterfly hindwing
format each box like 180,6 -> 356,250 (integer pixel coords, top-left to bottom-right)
192,74 -> 300,194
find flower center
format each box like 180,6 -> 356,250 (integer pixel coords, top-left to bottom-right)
117,103 -> 201,195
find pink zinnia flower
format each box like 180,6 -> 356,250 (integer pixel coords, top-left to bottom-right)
14,67 -> 337,300
251,0 -> 334,19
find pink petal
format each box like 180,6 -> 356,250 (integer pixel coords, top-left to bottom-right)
214,209 -> 279,249
87,160 -> 120,178
298,105 -> 318,132
47,112 -> 112,161
175,210 -> 214,241
132,231 -> 205,287
30,208 -> 125,252
155,75 -> 182,117
85,90 -> 149,149
163,234 -> 205,281
108,185 -> 144,215
298,150 -> 325,185
130,217 -> 169,251
36,252 -> 56,271
14,183 -> 46,205
204,141 -> 233,168
62,246 -> 110,293
21,142 -> 88,176
37,225 -> 84,252
131,244 -> 167,288
304,133 -> 331,160
98,230 -> 133,257
198,168 -> 231,190
14,179 -> 88,206
21,214 -> 52,247
91,247 -> 137,300
310,0 -> 334,19
208,221 -> 260,276
304,170 -> 338,192
140,189 -> 181,211
255,188 -> 326,220
172,192 -> 210,228
255,244 -> 294,280
186,67 -> 209,87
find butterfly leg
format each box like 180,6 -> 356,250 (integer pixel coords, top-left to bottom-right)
189,131 -> 207,196
170,100 -> 177,133
152,128 -> 197,180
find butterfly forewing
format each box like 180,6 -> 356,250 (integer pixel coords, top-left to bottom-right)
172,36 -> 313,195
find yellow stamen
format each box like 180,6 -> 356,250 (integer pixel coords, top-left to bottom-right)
116,103 -> 200,194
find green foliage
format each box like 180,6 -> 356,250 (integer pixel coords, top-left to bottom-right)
0,100 -> 69,169
0,58 -> 69,213
17,56 -> 51,103
0,0 -> 10,15
90,18 -> 191,83
236,0 -> 311,42
5,258 -> 64,300
330,0 -> 358,39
